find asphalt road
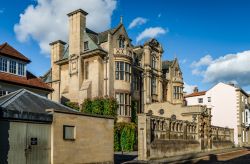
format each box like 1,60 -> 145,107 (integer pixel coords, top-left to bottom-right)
171,148 -> 250,164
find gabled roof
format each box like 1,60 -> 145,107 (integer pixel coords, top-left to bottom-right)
0,89 -> 78,121
0,71 -> 53,91
0,42 -> 31,63
185,91 -> 206,98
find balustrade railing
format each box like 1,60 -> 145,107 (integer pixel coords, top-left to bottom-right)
113,48 -> 133,57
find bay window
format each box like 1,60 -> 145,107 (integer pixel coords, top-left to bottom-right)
151,76 -> 157,95
115,61 -> 131,82
9,60 -> 16,74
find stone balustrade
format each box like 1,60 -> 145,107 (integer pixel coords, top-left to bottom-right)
113,48 -> 133,57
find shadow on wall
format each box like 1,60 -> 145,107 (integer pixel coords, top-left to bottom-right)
0,120 -> 10,164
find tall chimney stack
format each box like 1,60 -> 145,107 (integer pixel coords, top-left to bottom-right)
193,87 -> 199,93
67,9 -> 88,56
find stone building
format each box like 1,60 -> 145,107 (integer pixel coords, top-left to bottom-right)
0,42 -> 53,97
185,82 -> 250,146
42,9 -> 184,122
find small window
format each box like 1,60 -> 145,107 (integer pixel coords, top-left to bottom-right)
198,98 -> 203,103
63,125 -> 75,140
18,63 -> 25,76
84,61 -> 89,80
84,41 -> 89,51
208,97 -> 211,102
0,58 -> 7,72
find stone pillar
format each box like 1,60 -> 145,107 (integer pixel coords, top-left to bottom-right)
49,40 -> 66,102
138,114 -> 151,161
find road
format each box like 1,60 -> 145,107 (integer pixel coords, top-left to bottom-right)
171,148 -> 250,164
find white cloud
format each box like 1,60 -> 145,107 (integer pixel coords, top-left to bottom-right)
128,17 -> 148,29
191,54 -> 213,67
158,13 -> 161,18
183,82 -> 197,94
191,50 -> 250,87
136,27 -> 167,43
14,0 -> 117,55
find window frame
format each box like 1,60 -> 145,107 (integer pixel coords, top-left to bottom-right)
84,41 -> 89,51
198,98 -> 203,103
116,93 -> 131,117
63,125 -> 76,140
115,61 -> 131,82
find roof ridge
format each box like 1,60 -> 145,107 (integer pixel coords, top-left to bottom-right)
23,89 -> 78,112
0,89 -> 24,107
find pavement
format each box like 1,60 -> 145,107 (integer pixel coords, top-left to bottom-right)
117,147 -> 250,164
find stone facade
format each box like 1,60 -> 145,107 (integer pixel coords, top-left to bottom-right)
42,9 -> 184,122
48,109 -> 114,164
138,114 -> 234,160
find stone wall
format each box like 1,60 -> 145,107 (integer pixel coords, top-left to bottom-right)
49,110 -> 114,164
138,114 -> 234,160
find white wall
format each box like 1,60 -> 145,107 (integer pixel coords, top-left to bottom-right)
186,82 -> 239,145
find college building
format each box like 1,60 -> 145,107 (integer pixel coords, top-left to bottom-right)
42,9 -> 185,122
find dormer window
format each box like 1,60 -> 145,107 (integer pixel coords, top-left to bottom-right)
118,36 -> 125,48
84,41 -> 89,51
0,58 -> 7,72
18,63 -> 25,76
9,60 -> 17,74
0,57 -> 26,76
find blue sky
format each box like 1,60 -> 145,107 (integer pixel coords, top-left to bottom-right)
1,0 -> 250,93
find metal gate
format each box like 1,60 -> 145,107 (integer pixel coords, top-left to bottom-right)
2,121 -> 51,164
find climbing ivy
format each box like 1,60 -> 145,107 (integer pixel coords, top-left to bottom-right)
81,97 -> 118,117
114,122 -> 136,151
131,100 -> 138,123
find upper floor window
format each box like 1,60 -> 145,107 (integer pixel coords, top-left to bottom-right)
0,57 -> 26,76
115,61 -> 131,82
198,98 -> 203,103
118,36 -> 125,48
208,97 -> 211,102
0,58 -> 7,72
18,63 -> 25,76
151,76 -> 157,95
173,86 -> 182,99
151,56 -> 157,69
84,41 -> 89,51
9,60 -> 16,74
84,61 -> 89,80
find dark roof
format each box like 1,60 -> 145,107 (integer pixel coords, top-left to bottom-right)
0,42 -> 31,63
0,89 -> 78,121
0,71 -> 53,91
41,69 -> 52,83
185,91 -> 206,98
162,60 -> 174,70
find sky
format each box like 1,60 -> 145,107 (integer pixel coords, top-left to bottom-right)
1,0 -> 250,93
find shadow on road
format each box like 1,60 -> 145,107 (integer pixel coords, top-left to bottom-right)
114,152 -> 138,164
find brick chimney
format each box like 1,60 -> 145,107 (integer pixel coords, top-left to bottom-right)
67,9 -> 88,56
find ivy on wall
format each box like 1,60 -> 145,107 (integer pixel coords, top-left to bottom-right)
65,97 -> 137,152
114,122 -> 136,152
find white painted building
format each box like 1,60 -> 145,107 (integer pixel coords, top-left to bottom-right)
185,82 -> 250,146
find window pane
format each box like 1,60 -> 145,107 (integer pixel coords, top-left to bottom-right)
10,60 -> 16,74
63,125 -> 75,140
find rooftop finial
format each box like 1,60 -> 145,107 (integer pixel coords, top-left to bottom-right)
120,15 -> 123,24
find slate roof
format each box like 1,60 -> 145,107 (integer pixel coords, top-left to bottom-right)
0,71 -> 53,91
0,89 -> 78,122
162,60 -> 174,70
0,42 -> 30,63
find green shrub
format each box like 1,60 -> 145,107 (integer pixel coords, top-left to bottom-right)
114,122 -> 136,152
81,98 -> 92,113
64,101 -> 80,111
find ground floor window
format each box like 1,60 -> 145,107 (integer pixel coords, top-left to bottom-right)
116,93 -> 131,117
